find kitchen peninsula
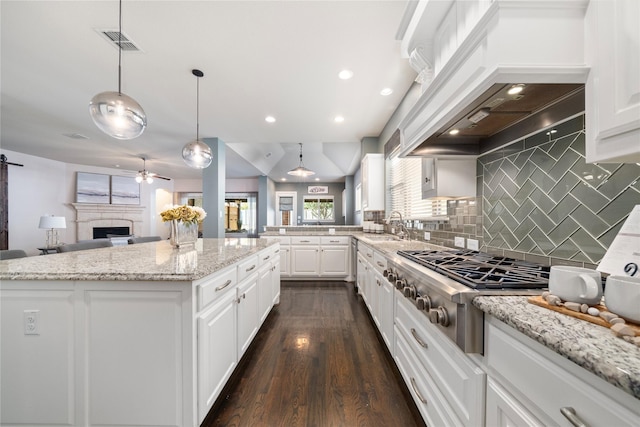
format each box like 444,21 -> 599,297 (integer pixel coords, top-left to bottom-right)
0,238 -> 280,427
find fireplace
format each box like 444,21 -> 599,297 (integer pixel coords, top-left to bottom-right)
71,203 -> 145,242
93,226 -> 130,239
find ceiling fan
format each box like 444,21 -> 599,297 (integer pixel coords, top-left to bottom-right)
135,157 -> 171,183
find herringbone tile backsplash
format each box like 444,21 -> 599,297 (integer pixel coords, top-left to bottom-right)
479,115 -> 640,264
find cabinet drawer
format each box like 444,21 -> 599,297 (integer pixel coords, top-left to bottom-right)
237,255 -> 259,283
320,236 -> 349,245
372,251 -> 387,274
262,236 -> 290,245
487,318 -> 640,427
197,265 -> 237,310
358,244 -> 374,261
395,296 -> 485,427
290,236 -> 320,245
259,244 -> 279,264
394,326 -> 460,427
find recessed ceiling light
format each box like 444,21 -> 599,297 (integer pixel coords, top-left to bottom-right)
334,116 -> 345,123
265,116 -> 276,123
315,177 -> 320,181
380,88 -> 393,96
338,69 -> 353,80
281,178 -> 287,181
449,129 -> 460,135
507,84 -> 525,95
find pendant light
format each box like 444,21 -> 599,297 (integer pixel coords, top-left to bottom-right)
288,143 -> 315,177
89,0 -> 146,140
182,69 -> 213,169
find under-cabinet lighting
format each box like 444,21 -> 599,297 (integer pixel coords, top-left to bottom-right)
468,107 -> 491,123
449,129 -> 460,135
507,84 -> 525,95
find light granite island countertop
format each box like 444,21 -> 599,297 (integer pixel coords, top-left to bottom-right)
0,237 -> 280,427
474,295 -> 640,401
0,237 -> 276,281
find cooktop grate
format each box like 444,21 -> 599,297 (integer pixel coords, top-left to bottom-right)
397,249 -> 550,289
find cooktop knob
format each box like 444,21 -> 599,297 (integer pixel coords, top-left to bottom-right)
383,269 -> 390,278
395,278 -> 406,290
416,296 -> 432,312
429,306 -> 450,327
403,284 -> 417,299
388,272 -> 397,283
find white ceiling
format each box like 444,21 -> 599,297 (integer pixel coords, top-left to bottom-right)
0,0 -> 416,182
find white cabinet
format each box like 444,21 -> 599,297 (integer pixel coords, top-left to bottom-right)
377,270 -> 394,351
361,153 -> 384,211
486,316 -> 640,427
485,378 -> 546,427
585,0 -> 640,163
271,254 -> 281,305
291,246 -> 320,276
197,290 -> 238,423
319,236 -> 350,277
395,295 -> 485,427
236,272 -> 259,358
257,263 -> 273,324
422,158 -> 476,199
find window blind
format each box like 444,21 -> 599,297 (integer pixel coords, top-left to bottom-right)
385,150 -> 447,219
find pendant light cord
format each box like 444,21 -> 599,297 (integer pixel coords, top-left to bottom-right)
117,0 -> 122,95
196,76 -> 200,140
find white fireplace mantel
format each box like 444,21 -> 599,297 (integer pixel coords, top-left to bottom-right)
71,203 -> 146,241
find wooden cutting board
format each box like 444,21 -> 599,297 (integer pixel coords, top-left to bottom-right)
527,295 -> 640,335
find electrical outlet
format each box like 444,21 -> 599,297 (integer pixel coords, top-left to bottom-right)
24,310 -> 39,335
467,239 -> 479,251
423,232 -> 430,241
454,237 -> 465,248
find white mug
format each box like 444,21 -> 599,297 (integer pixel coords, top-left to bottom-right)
604,275 -> 640,323
548,266 -> 602,305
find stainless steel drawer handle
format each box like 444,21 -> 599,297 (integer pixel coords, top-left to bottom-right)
263,255 -> 270,261
330,240 -> 340,243
411,328 -> 428,348
245,265 -> 256,272
275,249 -> 280,253
367,253 -> 372,258
215,279 -> 232,292
300,240 -> 310,243
410,377 -> 427,404
560,407 -> 588,427
376,261 -> 384,267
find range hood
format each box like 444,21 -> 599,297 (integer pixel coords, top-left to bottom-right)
408,83 -> 585,157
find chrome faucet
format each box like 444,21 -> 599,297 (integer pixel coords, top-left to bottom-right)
386,211 -> 409,239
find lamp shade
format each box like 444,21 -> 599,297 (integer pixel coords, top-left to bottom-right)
39,216 -> 66,229
182,140 -> 213,169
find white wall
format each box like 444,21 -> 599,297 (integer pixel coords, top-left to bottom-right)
2,150 -> 174,256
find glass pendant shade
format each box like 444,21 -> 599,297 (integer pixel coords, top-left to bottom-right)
182,139 -> 213,169
89,91 -> 147,140
287,166 -> 315,177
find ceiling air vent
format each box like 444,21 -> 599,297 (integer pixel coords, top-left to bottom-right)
97,29 -> 142,52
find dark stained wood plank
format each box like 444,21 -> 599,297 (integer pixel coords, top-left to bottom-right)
202,282 -> 425,427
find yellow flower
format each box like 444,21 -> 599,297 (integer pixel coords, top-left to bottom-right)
159,205 -> 207,224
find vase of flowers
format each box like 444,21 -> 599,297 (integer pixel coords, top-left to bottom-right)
160,205 -> 207,248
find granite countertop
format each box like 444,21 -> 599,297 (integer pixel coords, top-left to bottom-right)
474,296 -> 640,400
0,238 -> 276,282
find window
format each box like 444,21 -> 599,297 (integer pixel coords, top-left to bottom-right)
385,149 -> 446,218
303,195 -> 334,222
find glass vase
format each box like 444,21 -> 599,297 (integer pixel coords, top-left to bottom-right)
170,220 -> 198,248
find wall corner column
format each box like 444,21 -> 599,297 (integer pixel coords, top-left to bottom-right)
202,138 -> 225,238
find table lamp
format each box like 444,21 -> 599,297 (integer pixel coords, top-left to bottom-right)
39,215 -> 66,248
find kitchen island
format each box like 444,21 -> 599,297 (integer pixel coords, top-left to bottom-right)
0,238 -> 280,427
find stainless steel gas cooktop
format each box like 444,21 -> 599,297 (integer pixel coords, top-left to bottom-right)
396,249 -> 550,290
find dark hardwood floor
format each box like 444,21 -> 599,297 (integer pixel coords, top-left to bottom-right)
202,281 -> 425,427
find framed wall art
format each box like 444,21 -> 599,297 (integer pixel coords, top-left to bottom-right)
111,175 -> 140,205
76,172 -> 110,204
